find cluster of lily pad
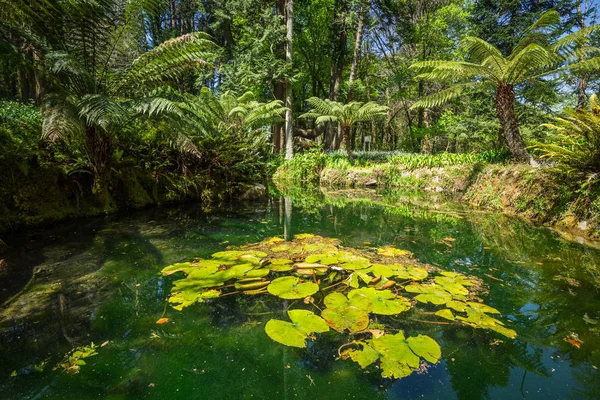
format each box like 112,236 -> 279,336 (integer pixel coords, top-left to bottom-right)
161,233 -> 516,379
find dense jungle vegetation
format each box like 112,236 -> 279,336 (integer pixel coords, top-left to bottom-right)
1,0 -> 600,230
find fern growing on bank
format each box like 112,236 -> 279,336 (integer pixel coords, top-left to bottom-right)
531,94 -> 600,187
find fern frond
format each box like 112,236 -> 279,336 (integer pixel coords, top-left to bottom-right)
410,82 -> 479,110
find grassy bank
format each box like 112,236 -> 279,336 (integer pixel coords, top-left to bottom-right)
273,151 -> 600,240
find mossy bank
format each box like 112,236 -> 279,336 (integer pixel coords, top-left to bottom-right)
0,164 -> 266,235
273,154 -> 600,240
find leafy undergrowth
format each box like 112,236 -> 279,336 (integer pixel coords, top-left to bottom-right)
162,234 -> 516,380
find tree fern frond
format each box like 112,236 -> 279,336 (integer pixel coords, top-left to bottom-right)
410,82 -> 479,110
42,101 -> 84,142
461,36 -> 506,70
77,94 -> 128,131
505,43 -> 555,84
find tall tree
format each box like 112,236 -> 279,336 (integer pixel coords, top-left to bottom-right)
285,0 -> 294,159
410,10 -> 600,162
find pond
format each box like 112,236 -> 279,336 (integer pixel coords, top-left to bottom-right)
1,189 -> 599,400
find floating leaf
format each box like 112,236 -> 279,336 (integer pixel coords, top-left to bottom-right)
456,309 -> 516,338
322,307 -> 369,332
366,264 -> 395,278
320,292 -> 371,332
211,250 -> 267,262
348,288 -> 411,315
269,259 -> 294,272
404,284 -> 452,305
435,309 -> 455,321
265,237 -> 285,245
347,332 -> 441,379
294,233 -> 316,240
377,247 -> 412,257
390,264 -> 429,280
271,244 -> 291,252
440,271 -> 475,286
305,253 -> 340,265
294,262 -> 329,275
433,277 -> 469,295
265,309 -> 329,348
267,276 -> 319,299
324,292 -> 372,312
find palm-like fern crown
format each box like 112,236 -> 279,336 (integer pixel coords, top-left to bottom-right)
34,0 -> 220,141
300,97 -> 389,127
410,10 -> 600,109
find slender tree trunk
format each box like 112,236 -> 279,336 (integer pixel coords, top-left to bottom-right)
273,0 -> 286,154
325,0 -> 348,150
576,0 -> 587,109
347,0 -> 368,102
284,0 -> 294,160
169,0 -> 177,29
495,84 -> 530,163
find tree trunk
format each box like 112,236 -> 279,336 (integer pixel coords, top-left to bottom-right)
576,0 -> 587,109
84,126 -> 113,194
347,0 -> 368,102
273,0 -> 286,154
495,84 -> 530,163
169,0 -> 177,29
342,125 -> 353,160
325,0 -> 348,150
284,0 -> 294,160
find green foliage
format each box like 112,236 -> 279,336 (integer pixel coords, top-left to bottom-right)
301,98 -> 389,128
531,94 -> 600,184
56,342 -> 99,375
162,233 -> 516,379
411,10 -> 600,109
388,151 -> 507,170
0,101 -> 42,165
273,148 -> 326,184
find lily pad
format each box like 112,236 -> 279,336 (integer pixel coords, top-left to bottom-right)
347,331 -> 441,379
321,292 -> 371,332
456,308 -> 516,339
435,309 -> 455,321
265,309 -> 330,348
348,288 -> 411,315
433,277 -> 469,296
390,265 -> 429,281
169,289 -> 221,311
211,250 -> 267,263
404,284 -> 453,305
305,253 -> 340,265
440,271 -> 475,286
267,276 -> 319,299
377,247 -> 412,257
322,307 -> 369,332
269,258 -> 294,271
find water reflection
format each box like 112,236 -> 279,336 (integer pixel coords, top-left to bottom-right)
0,189 -> 599,399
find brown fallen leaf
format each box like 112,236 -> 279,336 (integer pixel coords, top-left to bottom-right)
564,335 -> 583,349
156,318 -> 169,325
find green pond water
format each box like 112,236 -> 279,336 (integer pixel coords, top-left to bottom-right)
1,189 -> 600,399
